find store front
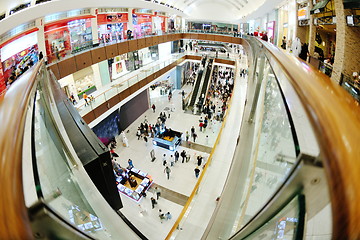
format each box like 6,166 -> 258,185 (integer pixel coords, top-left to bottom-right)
138,46 -> 159,66
97,13 -> 128,43
45,16 -> 94,63
1,31 -> 39,88
132,14 -> 152,38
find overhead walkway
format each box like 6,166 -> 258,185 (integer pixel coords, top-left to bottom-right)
1,33 -> 360,240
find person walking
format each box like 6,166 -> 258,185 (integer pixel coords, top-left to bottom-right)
165,212 -> 172,220
181,150 -> 186,163
192,132 -> 197,142
162,154 -> 167,166
164,166 -> 171,180
191,126 -> 195,135
152,104 -> 156,113
185,131 -> 190,144
121,131 -> 129,147
128,159 -> 134,168
194,166 -> 200,178
174,151 -> 179,163
169,155 -> 175,167
155,187 -> 161,200
151,197 -> 157,209
144,135 -> 148,146
159,209 -> 166,223
197,155 -> 203,166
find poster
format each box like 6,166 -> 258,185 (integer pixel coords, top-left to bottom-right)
116,62 -> 123,74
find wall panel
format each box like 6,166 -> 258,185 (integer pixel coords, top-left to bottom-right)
75,51 -> 93,71
91,47 -> 107,63
58,57 -> 77,78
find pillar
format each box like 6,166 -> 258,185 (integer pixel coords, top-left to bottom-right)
90,8 -> 99,45
308,0 -> 317,56
332,0 -> 360,82
35,18 -> 47,59
128,8 -> 134,32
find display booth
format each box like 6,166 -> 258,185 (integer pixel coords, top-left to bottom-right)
68,205 -> 103,233
153,129 -> 182,151
115,167 -> 152,202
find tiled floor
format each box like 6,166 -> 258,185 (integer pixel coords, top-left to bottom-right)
111,54 -> 248,239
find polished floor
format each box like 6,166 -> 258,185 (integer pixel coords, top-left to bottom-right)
109,54 -> 247,239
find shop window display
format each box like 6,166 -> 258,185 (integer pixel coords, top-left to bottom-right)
68,19 -> 93,53
97,13 -> 128,43
73,68 -> 97,99
133,14 -> 153,38
1,45 -> 38,87
45,18 -> 93,63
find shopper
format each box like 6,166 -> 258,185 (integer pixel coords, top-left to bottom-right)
128,159 -> 134,168
194,166 -> 200,178
197,155 -> 203,166
169,155 -> 175,167
144,135 -> 148,146
185,131 -> 190,143
191,126 -> 195,135
162,154 -> 167,166
152,103 -> 156,113
165,212 -> 172,220
192,132 -> 197,142
83,93 -> 89,106
110,149 -> 119,158
155,187 -> 161,200
151,197 -> 157,209
164,166 -> 171,180
180,150 -> 186,163
159,209 -> 166,223
122,132 -> 129,147
174,151 -> 179,163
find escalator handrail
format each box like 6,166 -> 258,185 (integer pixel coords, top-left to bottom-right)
189,68 -> 204,107
250,38 -> 360,239
0,60 -> 43,239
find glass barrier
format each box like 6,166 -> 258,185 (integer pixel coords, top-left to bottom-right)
75,52 -> 189,115
46,30 -> 236,64
240,65 -> 297,221
241,195 -> 305,240
29,64 -> 139,239
32,72 -> 112,239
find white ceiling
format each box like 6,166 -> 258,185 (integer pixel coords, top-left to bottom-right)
0,0 -> 283,23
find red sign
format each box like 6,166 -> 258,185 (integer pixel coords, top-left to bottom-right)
97,13 -> 129,25
0,62 -> 6,95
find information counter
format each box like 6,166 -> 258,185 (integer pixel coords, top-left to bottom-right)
152,129 -> 182,151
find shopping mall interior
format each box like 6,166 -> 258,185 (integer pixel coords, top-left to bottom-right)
0,0 -> 360,239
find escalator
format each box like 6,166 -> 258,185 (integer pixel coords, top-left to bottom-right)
198,58 -> 214,106
186,57 -> 207,109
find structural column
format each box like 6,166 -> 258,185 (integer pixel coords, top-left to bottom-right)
332,0 -> 360,82
35,18 -> 47,59
90,8 -> 99,45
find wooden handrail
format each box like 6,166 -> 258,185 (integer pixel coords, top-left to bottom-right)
0,61 -> 43,239
256,39 -> 360,239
